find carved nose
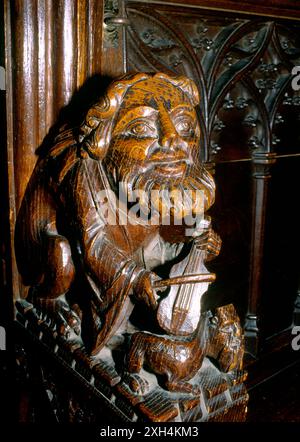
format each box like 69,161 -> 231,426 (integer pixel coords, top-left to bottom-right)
159,113 -> 184,151
161,131 -> 181,150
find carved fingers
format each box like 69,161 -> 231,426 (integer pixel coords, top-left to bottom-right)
132,271 -> 159,310
205,230 -> 222,261
194,228 -> 222,261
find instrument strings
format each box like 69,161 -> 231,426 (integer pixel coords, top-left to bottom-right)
173,242 -> 204,316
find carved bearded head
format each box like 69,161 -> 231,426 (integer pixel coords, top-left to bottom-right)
53,73 -> 215,225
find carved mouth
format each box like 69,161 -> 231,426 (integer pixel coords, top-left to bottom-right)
148,151 -> 190,163
152,159 -> 188,175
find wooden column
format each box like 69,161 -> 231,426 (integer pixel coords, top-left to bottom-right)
101,0 -> 128,78
4,0 -> 103,299
245,151 -> 276,357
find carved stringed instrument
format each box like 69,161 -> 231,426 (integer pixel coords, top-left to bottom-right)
155,221 -> 216,336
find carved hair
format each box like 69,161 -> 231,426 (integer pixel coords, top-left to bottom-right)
48,72 -> 201,183
77,72 -> 200,160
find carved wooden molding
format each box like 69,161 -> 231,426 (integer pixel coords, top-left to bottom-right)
104,0 -> 130,48
125,3 -> 300,161
141,0 -> 300,20
4,0 -> 103,299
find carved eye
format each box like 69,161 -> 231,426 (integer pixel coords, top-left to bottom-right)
126,120 -> 157,138
175,117 -> 195,137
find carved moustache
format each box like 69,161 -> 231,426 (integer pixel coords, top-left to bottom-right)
118,163 -> 212,223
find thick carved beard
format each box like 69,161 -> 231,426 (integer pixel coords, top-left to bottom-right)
107,160 -> 215,225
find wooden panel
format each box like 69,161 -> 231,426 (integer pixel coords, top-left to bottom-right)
203,161 -> 252,322
6,0 -> 103,211
261,156 -> 300,338
152,0 -> 300,20
101,0 -> 128,77
0,0 -> 10,329
125,3 -> 300,161
4,0 -> 103,298
123,0 -> 300,355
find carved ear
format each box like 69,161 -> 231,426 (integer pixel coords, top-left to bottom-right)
79,118 -> 112,161
78,96 -> 117,161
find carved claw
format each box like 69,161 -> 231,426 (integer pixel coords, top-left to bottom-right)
166,380 -> 201,396
34,295 -> 82,338
126,373 -> 150,395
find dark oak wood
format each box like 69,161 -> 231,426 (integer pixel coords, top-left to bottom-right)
15,299 -> 248,422
14,72 -> 216,352
4,0 -> 103,300
2,0 -> 300,422
149,0 -> 300,20
14,71 -> 247,421
244,152 -> 276,356
121,0 -> 300,358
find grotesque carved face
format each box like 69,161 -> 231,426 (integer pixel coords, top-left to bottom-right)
102,74 -> 214,223
106,77 -> 200,182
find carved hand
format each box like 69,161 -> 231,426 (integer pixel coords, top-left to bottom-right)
132,271 -> 159,310
194,228 -> 222,262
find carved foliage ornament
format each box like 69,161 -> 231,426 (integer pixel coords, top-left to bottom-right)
126,6 -> 300,160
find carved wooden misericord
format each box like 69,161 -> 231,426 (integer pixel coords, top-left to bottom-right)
15,72 -> 248,422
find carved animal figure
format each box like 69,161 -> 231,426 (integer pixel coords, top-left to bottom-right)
126,304 -> 244,394
127,313 -> 210,394
207,304 -> 244,373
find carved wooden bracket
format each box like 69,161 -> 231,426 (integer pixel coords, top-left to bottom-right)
15,72 -> 248,421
